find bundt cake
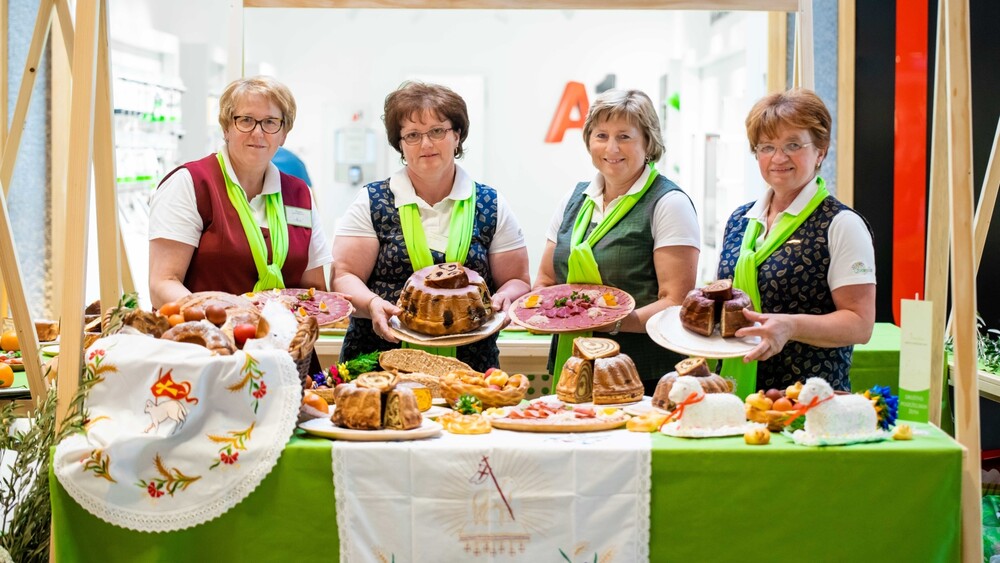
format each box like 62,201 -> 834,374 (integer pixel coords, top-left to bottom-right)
332,383 -> 383,430
652,357 -> 734,410
556,338 -> 643,405
397,263 -> 494,336
331,374 -> 422,430
680,280 -> 754,337
592,355 -> 644,405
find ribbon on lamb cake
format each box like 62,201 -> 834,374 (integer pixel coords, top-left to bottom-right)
331,430 -> 652,562
53,333 -> 300,532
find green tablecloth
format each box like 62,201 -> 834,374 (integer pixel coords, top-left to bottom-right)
52,422 -> 959,562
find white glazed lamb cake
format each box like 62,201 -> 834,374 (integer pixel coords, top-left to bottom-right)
659,376 -> 758,437
790,377 -> 888,446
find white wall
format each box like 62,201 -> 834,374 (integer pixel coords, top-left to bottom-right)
108,2 -> 769,289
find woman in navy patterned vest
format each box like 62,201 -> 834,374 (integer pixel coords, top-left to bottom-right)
717,89 -> 876,393
332,82 -> 530,371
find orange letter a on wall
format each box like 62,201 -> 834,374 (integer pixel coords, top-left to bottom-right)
545,81 -> 589,143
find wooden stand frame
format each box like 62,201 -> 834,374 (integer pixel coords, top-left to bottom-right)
0,0 -> 979,560
0,0 -> 125,424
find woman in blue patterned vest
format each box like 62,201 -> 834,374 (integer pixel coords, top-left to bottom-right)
331,82 -> 530,371
717,89 -> 876,394
536,89 -> 701,395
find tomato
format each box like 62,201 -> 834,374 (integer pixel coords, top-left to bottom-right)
159,302 -> 180,317
233,323 -> 257,349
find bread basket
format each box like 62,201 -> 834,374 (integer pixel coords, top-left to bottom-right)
441,369 -> 528,408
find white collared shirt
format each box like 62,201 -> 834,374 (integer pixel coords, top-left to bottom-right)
745,178 -> 876,290
335,165 -> 526,254
148,145 -> 333,271
545,165 -> 701,250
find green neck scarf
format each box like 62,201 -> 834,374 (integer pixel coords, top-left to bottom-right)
552,166 -> 659,386
216,152 -> 288,292
722,176 -> 830,398
398,180 -> 477,357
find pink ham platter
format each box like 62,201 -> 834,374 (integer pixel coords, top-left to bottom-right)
245,288 -> 354,328
507,284 -> 634,334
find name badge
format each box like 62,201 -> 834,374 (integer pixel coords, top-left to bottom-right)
285,206 -> 312,228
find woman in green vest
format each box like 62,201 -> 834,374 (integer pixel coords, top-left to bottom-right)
332,82 -> 531,371
536,89 -> 701,395
717,89 -> 876,397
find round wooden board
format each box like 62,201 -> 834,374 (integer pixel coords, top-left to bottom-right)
507,284 -> 634,334
489,416 -> 629,433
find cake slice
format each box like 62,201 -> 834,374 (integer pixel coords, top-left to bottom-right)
675,357 -> 711,377
556,356 -> 593,403
719,289 -> 753,338
383,387 -> 422,430
572,337 -> 621,360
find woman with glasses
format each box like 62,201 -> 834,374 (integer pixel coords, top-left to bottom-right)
535,89 -> 700,395
148,75 -> 331,307
717,88 -> 876,395
331,81 -> 530,371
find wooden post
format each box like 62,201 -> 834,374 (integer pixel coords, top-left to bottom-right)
92,0 -> 123,312
767,12 -> 788,94
836,0 -> 855,206
925,8 -> 950,428
972,118 -> 1000,274
941,0 -> 982,560
55,0 -> 101,427
796,0 -> 815,90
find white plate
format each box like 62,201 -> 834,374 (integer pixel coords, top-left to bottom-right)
40,344 -> 59,356
536,394 -> 646,409
298,417 -> 442,441
646,306 -> 760,359
623,401 -> 669,417
422,405 -> 451,418
659,421 -> 765,438
432,397 -> 448,406
388,311 -> 507,346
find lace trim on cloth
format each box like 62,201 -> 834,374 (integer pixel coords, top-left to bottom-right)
636,434 -> 652,563
53,334 -> 300,533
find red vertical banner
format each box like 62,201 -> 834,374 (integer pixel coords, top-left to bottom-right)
892,0 -> 929,323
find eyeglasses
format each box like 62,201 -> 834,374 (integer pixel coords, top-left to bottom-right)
754,142 -> 814,157
233,115 -> 284,134
401,127 -> 453,145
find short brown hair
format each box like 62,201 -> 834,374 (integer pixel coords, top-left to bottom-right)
218,75 -> 297,133
383,81 -> 469,158
745,88 -> 831,153
582,89 -> 665,163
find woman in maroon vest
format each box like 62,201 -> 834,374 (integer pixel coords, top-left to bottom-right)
149,76 -> 331,308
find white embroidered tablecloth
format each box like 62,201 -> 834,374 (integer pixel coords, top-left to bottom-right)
332,428 -> 651,562
54,334 -> 300,532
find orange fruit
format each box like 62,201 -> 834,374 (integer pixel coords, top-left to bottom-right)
0,364 -> 14,388
772,397 -> 795,412
0,330 -> 18,352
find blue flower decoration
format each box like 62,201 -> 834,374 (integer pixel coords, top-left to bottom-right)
865,385 -> 899,430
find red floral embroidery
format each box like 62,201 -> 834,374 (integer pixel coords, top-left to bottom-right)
252,381 -> 267,399
220,451 -> 239,465
147,482 -> 164,498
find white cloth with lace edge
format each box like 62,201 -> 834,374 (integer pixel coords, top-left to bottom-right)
332,429 -> 651,562
54,334 -> 300,532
